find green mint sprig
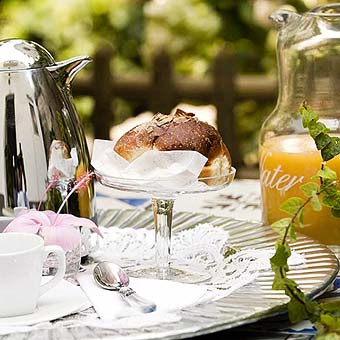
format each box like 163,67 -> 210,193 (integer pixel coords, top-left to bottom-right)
269,103 -> 340,337
301,104 -> 340,162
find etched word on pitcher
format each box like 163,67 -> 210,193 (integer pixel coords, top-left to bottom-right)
260,164 -> 305,193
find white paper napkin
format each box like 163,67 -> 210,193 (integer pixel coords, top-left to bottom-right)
77,266 -> 208,320
91,139 -> 208,190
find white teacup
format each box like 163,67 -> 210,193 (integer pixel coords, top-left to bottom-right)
0,233 -> 66,317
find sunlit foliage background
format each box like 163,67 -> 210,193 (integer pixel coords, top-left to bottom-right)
0,0 -> 331,166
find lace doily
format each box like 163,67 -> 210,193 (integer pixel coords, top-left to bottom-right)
92,223 -> 305,300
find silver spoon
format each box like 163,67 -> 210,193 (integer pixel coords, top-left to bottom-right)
93,262 -> 157,313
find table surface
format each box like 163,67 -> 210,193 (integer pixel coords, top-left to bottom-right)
1,179 -> 334,340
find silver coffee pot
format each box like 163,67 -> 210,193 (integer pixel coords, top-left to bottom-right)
0,39 -> 95,222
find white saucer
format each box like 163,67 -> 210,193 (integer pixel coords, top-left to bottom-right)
0,278 -> 91,326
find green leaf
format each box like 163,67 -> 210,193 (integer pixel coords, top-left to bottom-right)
331,208 -> 340,218
319,314 -> 340,332
309,122 -> 330,139
271,218 -> 291,238
301,182 -> 319,197
321,179 -> 338,195
314,133 -> 331,150
320,301 -> 340,314
323,192 -> 338,209
271,249 -> 290,290
321,137 -> 340,161
322,181 -> 340,217
317,166 -> 337,180
300,103 -> 340,161
289,223 -> 297,241
285,277 -> 320,323
300,104 -> 318,128
280,197 -> 304,216
297,208 -> 304,229
272,271 -> 286,290
311,191 -> 322,212
271,243 -> 291,268
315,332 -> 340,340
288,297 -> 309,323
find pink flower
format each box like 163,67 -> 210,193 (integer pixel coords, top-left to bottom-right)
4,210 -> 102,252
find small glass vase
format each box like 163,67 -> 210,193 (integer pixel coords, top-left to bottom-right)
42,226 -> 81,282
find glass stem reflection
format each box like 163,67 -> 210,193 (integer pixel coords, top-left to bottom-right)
57,180 -> 70,213
152,198 -> 174,279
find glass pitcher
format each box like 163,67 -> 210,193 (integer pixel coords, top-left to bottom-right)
259,4 -> 340,247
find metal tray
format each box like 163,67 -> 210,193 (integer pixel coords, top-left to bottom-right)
6,209 -> 338,340
94,209 -> 339,339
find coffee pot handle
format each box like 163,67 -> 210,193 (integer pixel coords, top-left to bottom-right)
39,245 -> 66,296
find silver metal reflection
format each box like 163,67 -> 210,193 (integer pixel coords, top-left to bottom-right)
0,39 -> 95,222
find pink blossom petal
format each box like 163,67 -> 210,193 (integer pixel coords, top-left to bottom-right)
4,210 -> 51,234
4,209 -> 102,247
40,225 -> 81,252
54,214 -> 103,237
4,221 -> 41,234
40,210 -> 58,223
21,210 -> 52,226
52,213 -> 79,226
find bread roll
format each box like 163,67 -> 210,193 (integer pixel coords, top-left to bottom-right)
114,109 -> 232,178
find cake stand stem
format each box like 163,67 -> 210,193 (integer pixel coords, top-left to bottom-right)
152,198 -> 174,279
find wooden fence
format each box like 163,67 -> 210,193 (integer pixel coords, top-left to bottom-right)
72,45 -> 278,167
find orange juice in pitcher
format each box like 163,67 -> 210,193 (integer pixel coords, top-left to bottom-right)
260,4 -> 340,249
260,134 -> 340,245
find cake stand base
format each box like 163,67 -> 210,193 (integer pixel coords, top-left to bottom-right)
124,265 -> 211,284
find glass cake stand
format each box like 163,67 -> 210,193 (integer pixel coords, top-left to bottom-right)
95,167 -> 236,283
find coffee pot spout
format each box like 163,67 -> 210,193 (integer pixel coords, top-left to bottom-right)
269,9 -> 301,30
46,56 -> 91,87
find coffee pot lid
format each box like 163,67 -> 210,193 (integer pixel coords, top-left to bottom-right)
0,39 -> 55,70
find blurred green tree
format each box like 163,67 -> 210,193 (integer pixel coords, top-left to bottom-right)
0,0 -> 329,166
0,0 -> 145,73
